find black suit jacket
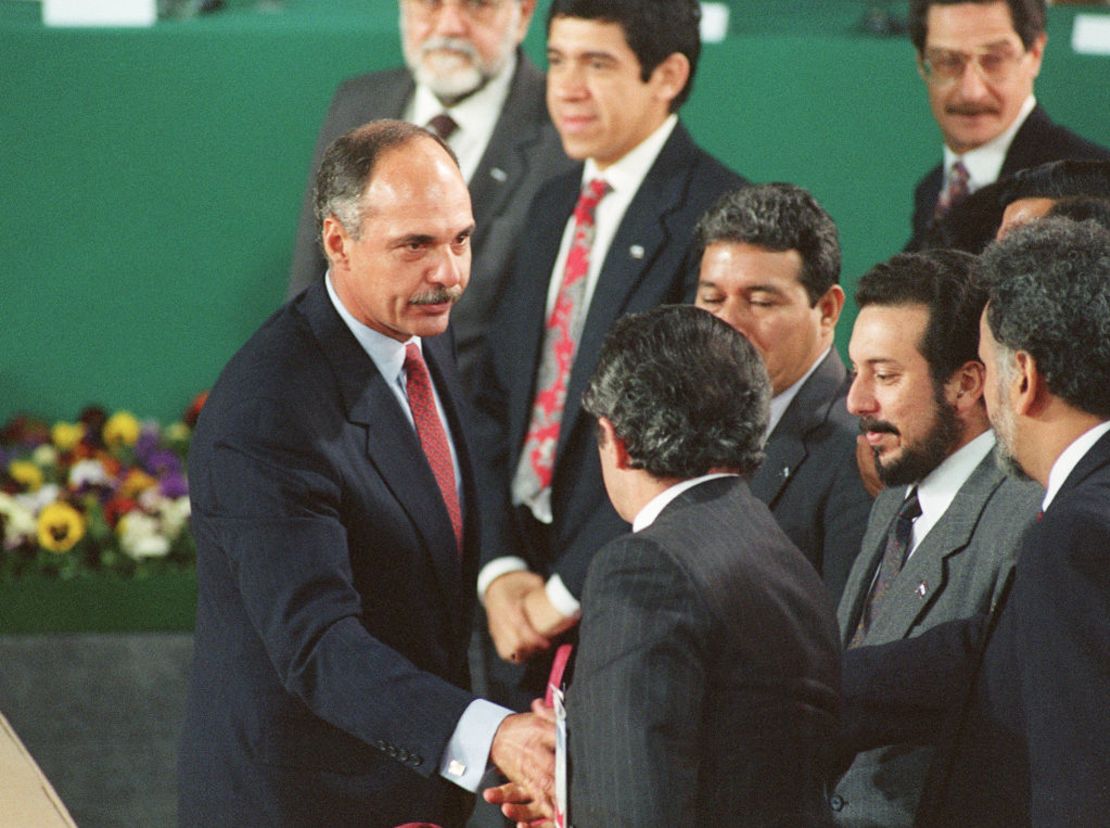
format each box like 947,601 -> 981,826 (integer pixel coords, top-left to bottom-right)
472,123 -> 747,600
567,477 -> 841,826
287,54 -> 574,385
906,105 -> 1110,251
750,349 -> 872,605
178,282 -> 481,827
842,430 -> 1110,827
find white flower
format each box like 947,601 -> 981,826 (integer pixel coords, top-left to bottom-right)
159,496 -> 191,540
32,444 -> 58,466
16,483 -> 61,515
117,512 -> 171,559
69,458 -> 113,489
0,492 -> 36,548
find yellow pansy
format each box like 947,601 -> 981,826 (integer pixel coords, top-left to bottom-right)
51,421 -> 86,452
36,501 -> 86,553
9,460 -> 43,491
120,468 -> 158,499
103,411 -> 141,447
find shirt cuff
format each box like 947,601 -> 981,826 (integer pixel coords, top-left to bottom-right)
476,556 -> 529,604
438,699 -> 513,792
544,573 -> 581,620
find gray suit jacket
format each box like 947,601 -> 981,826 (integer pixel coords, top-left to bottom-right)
831,446 -> 1042,827
287,54 -> 574,386
568,477 -> 840,827
750,349 -> 872,606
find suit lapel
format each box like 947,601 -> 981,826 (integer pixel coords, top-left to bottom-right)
838,489 -> 900,646
999,105 -> 1051,177
297,284 -> 465,633
751,351 -> 848,506
556,124 -> 699,461
1047,429 -> 1110,509
872,453 -> 1008,641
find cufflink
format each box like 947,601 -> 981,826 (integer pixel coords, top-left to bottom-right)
629,244 -> 644,259
447,759 -> 467,778
490,167 -> 507,182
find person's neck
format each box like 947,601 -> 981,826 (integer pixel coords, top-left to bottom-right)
1024,410 -> 1106,487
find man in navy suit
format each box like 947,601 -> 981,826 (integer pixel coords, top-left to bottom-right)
470,0 -> 746,705
179,121 -> 554,827
694,183 -> 872,604
904,0 -> 1109,251
842,217 -> 1110,825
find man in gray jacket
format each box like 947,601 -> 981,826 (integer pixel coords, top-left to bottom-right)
832,249 -> 1042,826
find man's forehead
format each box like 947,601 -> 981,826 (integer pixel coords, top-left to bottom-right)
924,1 -> 1021,47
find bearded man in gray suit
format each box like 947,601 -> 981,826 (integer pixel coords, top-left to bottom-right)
565,306 -> 840,826
832,249 -> 1042,826
288,0 -> 573,386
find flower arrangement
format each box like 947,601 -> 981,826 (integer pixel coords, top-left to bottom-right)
0,394 -> 205,580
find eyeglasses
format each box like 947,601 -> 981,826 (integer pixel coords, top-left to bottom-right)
920,46 -> 1026,85
403,0 -> 507,23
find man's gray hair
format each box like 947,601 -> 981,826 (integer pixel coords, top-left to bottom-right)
582,305 -> 770,479
978,217 -> 1110,418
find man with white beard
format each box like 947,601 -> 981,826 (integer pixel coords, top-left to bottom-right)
288,0 -> 572,389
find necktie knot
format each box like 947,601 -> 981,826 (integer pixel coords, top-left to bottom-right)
427,113 -> 458,142
573,178 -> 610,224
934,160 -> 970,221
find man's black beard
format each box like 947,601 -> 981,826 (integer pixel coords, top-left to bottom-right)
874,387 -> 962,487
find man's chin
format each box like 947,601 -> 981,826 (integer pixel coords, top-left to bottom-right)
415,62 -> 484,102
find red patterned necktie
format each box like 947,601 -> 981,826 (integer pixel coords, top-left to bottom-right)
849,488 -> 921,648
404,343 -> 463,554
933,160 -> 970,222
511,178 -> 611,506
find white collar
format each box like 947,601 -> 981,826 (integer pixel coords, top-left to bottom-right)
325,271 -> 419,383
907,429 -> 996,551
410,51 -> 517,132
1043,421 -> 1110,511
942,95 -> 1036,192
768,347 -> 832,436
582,114 -> 678,195
632,472 -> 736,533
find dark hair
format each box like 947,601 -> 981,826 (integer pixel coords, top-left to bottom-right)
999,159 -> 1110,208
856,249 -> 985,385
979,218 -> 1110,418
695,183 -> 841,305
313,119 -> 456,238
582,305 -> 769,479
908,0 -> 1046,53
547,0 -> 701,111
1046,196 -> 1110,232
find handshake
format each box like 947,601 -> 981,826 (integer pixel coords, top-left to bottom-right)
486,700 -> 562,827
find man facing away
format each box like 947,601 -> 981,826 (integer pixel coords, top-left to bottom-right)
694,183 -> 872,605
470,0 -> 747,707
904,0 -> 1109,251
180,121 -> 553,827
492,305 -> 841,826
842,218 -> 1110,826
832,249 -> 1042,826
288,0 -> 573,387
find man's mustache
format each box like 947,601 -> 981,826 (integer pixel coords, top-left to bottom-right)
420,37 -> 479,63
946,104 -> 1000,117
859,417 -> 900,437
410,287 -> 463,306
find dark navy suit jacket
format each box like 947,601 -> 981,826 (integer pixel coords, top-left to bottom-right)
178,282 -> 482,827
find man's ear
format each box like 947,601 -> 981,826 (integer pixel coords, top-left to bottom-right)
816,284 -> 846,333
951,359 -> 986,413
649,52 -> 690,109
599,417 -> 632,470
321,215 -> 353,270
1012,350 -> 1048,417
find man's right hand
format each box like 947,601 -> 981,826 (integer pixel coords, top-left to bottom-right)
488,712 -> 556,820
485,571 -> 551,663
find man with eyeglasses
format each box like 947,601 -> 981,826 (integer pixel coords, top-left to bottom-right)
904,0 -> 1109,251
288,0 -> 573,390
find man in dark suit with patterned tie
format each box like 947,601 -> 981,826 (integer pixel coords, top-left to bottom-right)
831,249 -> 1042,826
904,0 -> 1109,251
287,0 -> 573,388
180,121 -> 555,827
694,183 -> 872,605
469,0 -> 746,709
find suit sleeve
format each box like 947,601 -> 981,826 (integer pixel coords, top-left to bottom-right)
567,539 -> 707,826
196,395 -> 475,776
817,436 -> 874,606
1016,508 -> 1110,824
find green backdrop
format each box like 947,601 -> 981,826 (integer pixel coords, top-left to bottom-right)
1,0 -> 1107,423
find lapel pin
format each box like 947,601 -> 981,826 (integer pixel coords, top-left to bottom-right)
781,466 -> 791,479
629,244 -> 645,259
490,167 -> 507,182
916,581 -> 928,598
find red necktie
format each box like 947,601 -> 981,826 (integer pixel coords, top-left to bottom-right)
426,113 -> 458,141
934,160 -> 970,222
511,178 -> 610,504
404,343 -> 463,554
